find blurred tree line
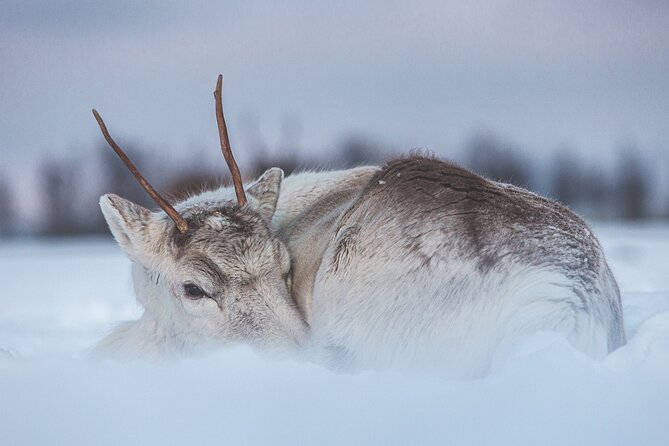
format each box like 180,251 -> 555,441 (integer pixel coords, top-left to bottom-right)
0,132 -> 666,238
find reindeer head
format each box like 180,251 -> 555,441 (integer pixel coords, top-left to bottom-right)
94,76 -> 307,355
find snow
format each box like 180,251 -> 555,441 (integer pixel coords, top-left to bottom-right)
1,223 -> 668,445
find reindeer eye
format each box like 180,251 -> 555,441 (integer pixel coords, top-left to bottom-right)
183,283 -> 206,299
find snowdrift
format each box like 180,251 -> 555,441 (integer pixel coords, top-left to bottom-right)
1,223 -> 668,445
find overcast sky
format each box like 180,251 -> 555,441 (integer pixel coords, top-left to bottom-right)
2,0 -> 668,168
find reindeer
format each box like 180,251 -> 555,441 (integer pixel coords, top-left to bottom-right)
92,76 -> 625,377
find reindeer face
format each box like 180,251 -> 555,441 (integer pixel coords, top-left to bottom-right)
100,168 -> 308,353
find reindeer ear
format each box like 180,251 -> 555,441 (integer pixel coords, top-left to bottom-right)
246,167 -> 283,221
100,194 -> 153,260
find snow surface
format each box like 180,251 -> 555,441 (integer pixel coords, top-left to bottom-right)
1,223 -> 668,445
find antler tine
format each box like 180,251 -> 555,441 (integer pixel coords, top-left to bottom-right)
214,75 -> 247,206
91,109 -> 189,233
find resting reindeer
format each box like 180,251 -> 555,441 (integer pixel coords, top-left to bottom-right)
92,76 -> 625,377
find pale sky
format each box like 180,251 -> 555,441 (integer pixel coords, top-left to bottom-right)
2,0 -> 668,169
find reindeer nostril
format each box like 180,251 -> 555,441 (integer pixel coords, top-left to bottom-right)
184,283 -> 206,299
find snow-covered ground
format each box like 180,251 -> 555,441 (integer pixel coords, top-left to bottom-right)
1,222 -> 668,445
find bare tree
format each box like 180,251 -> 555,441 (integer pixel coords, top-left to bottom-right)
552,152 -> 582,206
41,160 -> 81,235
465,135 -> 532,188
0,178 -> 14,236
336,135 -> 385,168
616,148 -> 648,220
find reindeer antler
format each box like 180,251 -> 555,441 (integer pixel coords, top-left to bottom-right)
214,75 -> 247,206
92,109 -> 189,233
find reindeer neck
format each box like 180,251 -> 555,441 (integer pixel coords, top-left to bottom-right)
271,166 -> 379,234
273,166 -> 379,322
